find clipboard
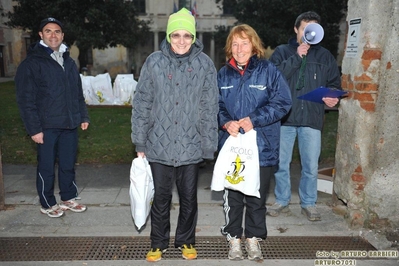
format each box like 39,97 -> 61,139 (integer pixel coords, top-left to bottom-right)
297,86 -> 347,104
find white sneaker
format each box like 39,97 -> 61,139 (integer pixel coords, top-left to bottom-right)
245,237 -> 263,261
59,199 -> 87,213
40,204 -> 64,218
228,237 -> 243,260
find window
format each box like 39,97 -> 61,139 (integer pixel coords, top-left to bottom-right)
25,38 -> 32,53
178,0 -> 187,9
7,42 -> 13,63
133,0 -> 145,14
87,48 -> 93,65
222,0 -> 234,15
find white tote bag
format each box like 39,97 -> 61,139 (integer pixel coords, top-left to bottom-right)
129,157 -> 154,230
211,129 -> 260,198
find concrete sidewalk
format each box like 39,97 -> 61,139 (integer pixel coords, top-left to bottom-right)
1,163 -> 397,266
0,77 -> 14,83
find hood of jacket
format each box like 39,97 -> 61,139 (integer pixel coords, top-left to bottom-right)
160,38 -> 204,64
27,41 -> 71,60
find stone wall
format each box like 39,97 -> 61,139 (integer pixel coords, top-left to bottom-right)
335,0 -> 399,231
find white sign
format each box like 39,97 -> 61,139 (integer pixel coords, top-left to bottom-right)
346,18 -> 361,57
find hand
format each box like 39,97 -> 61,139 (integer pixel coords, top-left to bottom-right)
297,43 -> 310,57
137,152 -> 145,158
322,97 -> 339,108
224,120 -> 240,137
31,132 -> 44,144
238,117 -> 253,133
81,122 -> 89,130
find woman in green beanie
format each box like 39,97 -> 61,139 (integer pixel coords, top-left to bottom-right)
131,7 -> 218,262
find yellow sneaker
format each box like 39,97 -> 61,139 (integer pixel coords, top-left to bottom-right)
146,248 -> 164,262
179,244 -> 197,260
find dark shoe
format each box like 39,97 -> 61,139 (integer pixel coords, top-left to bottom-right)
301,206 -> 321,221
266,203 -> 289,217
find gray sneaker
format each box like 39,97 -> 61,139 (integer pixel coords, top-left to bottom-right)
266,203 -> 289,217
228,237 -> 243,260
245,237 -> 263,261
301,206 -> 321,221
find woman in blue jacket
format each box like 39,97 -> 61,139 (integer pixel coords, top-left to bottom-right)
217,24 -> 292,261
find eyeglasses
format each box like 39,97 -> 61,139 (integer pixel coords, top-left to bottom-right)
170,33 -> 194,41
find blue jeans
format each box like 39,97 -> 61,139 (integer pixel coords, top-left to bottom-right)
274,126 -> 321,208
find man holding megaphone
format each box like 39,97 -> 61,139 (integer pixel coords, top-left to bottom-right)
268,11 -> 342,221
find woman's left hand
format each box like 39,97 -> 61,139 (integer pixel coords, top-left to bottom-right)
238,117 -> 253,133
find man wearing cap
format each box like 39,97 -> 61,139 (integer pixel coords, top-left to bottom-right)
15,18 -> 90,218
131,7 -> 218,262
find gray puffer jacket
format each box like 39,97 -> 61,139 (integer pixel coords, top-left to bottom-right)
131,39 -> 219,167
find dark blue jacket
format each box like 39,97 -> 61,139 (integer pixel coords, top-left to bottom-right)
217,55 -> 292,167
269,38 -> 341,131
15,42 -> 89,136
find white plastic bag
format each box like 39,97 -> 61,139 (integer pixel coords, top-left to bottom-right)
129,157 -> 154,230
113,74 -> 137,105
90,73 -> 114,105
211,129 -> 260,198
80,75 -> 96,105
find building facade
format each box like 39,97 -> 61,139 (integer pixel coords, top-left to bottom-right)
128,0 -> 236,78
0,0 -> 236,78
0,0 -> 28,77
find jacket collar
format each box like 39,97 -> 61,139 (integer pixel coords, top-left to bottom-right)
227,54 -> 259,74
39,40 -> 68,55
160,38 -> 203,62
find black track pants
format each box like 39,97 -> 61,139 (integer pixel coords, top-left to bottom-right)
221,166 -> 273,240
149,162 -> 199,250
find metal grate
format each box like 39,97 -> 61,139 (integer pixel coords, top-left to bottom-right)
0,236 -> 376,261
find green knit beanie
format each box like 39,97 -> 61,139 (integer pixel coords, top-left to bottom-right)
166,7 -> 196,44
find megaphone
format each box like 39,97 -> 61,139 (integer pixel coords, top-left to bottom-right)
301,23 -> 324,45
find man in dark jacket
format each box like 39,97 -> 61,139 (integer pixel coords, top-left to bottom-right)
15,17 -> 90,218
268,11 -> 341,221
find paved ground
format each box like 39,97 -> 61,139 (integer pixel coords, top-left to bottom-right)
0,77 -> 14,82
1,162 -> 398,266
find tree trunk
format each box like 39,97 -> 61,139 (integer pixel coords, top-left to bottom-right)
77,46 -> 89,73
0,145 -> 5,210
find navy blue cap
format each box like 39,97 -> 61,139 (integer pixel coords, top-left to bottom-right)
39,17 -> 63,32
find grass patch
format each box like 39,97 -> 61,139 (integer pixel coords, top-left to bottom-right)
0,81 -> 134,164
291,111 -> 339,165
0,81 -> 338,165
320,111 -> 339,164
77,106 -> 133,164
